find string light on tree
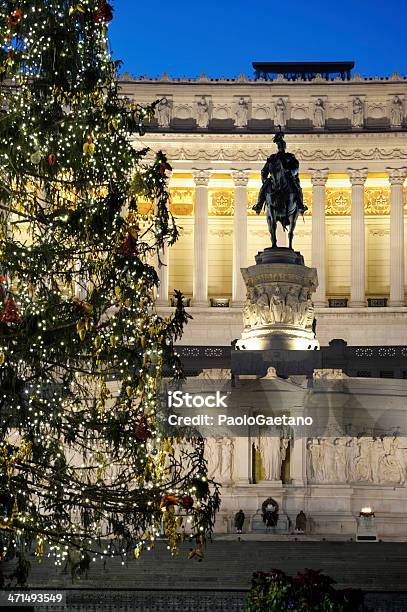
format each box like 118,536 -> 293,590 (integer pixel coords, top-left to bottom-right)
0,0 -> 220,585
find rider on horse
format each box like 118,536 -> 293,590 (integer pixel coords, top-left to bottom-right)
253,128 -> 308,249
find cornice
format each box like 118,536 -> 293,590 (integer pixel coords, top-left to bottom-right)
119,72 -> 407,86
139,145 -> 407,162
134,130 -> 407,144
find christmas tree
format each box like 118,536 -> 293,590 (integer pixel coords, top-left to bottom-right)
0,1 -> 219,584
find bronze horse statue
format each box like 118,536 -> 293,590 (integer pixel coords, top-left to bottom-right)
253,128 -> 307,249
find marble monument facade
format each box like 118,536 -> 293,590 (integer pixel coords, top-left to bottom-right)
122,70 -> 407,347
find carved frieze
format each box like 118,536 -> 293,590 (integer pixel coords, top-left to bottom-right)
210,229 -> 233,237
364,188 -> 390,215
164,146 -> 407,163
242,282 -> 313,328
307,436 -> 407,485
169,188 -> 194,216
329,229 -> 350,237
209,190 -> 234,216
369,228 -> 390,237
325,189 -> 351,216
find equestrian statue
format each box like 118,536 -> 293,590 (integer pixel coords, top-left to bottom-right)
253,127 -> 307,249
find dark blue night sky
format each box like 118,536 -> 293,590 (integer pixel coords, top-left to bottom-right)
108,0 -> 407,79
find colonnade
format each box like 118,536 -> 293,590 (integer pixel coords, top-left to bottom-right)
156,167 -> 407,308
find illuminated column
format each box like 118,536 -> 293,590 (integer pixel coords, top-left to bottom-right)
310,168 -> 329,307
348,168 -> 368,307
156,247 -> 169,305
232,170 -> 249,306
192,170 -> 210,306
387,167 -> 407,306
233,436 -> 251,485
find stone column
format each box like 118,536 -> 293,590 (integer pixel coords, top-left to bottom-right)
192,170 -> 211,306
348,168 -> 368,307
233,435 -> 251,485
388,167 -> 407,306
310,168 -> 329,307
232,170 -> 249,307
291,435 -> 305,486
156,247 -> 169,305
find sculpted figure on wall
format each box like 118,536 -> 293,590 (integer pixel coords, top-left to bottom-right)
390,95 -> 404,126
258,436 -> 289,481
307,436 -> 407,484
313,98 -> 325,128
219,437 -> 234,483
352,97 -> 364,127
196,96 -> 210,128
204,437 -> 234,484
205,438 -> 222,479
235,96 -> 249,128
274,97 -> 286,127
156,96 -> 171,127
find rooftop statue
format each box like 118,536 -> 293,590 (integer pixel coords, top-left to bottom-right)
253,127 -> 307,249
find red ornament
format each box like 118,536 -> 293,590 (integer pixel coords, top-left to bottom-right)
9,8 -> 23,26
47,153 -> 56,167
136,416 -> 151,441
118,232 -> 137,257
94,1 -> 113,23
1,297 -> 21,323
180,495 -> 194,511
159,162 -> 172,176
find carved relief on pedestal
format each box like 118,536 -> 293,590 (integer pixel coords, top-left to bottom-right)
242,280 -> 314,330
307,436 -> 407,485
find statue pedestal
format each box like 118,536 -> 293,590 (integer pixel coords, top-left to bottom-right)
236,248 -> 319,351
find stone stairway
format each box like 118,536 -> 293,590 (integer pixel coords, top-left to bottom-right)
25,539 -> 407,592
